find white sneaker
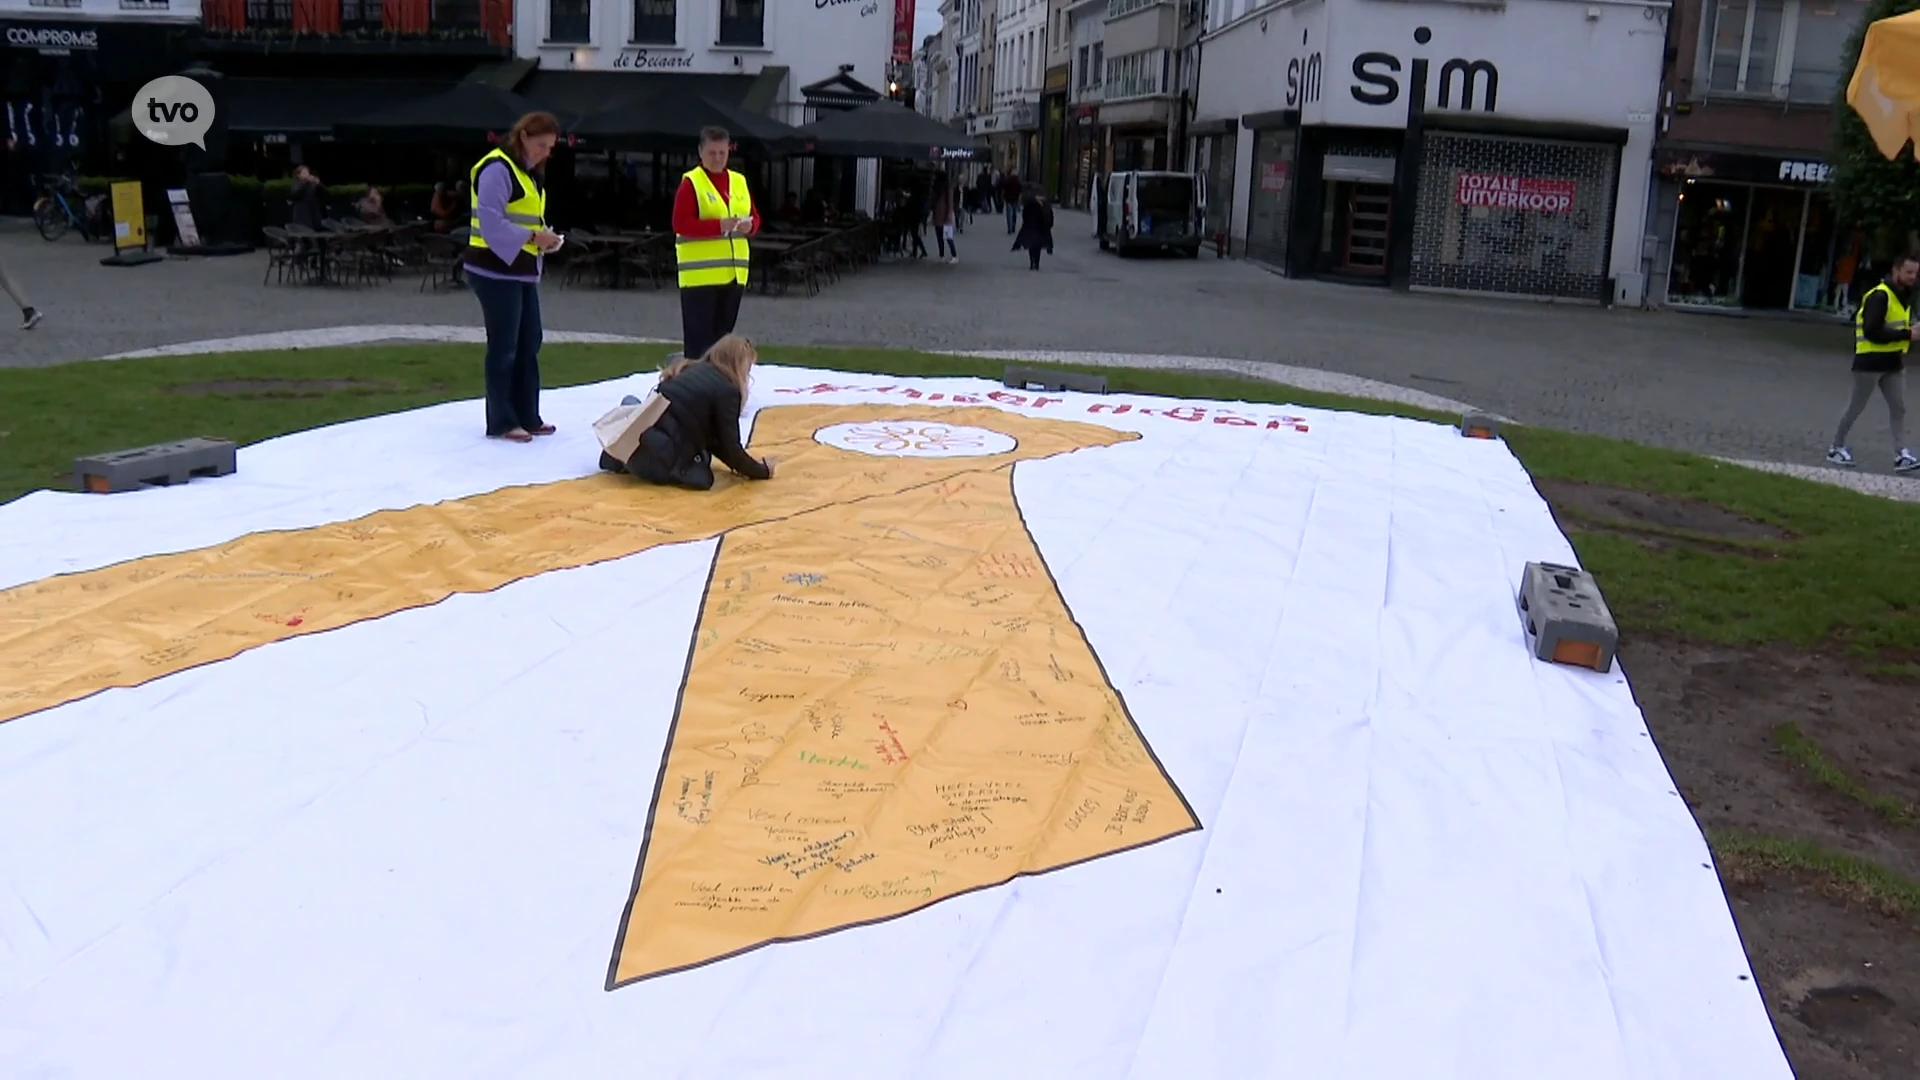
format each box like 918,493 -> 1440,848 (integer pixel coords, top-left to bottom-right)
20,307 -> 41,330
1897,450 -> 1919,472
1827,446 -> 1855,467
947,256 -> 957,265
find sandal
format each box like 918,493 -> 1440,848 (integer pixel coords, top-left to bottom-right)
491,428 -> 534,443
530,423 -> 557,436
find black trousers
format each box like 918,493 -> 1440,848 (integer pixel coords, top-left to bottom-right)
680,282 -> 745,360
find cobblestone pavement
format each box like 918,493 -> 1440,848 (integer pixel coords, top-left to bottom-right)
0,210 -> 1901,477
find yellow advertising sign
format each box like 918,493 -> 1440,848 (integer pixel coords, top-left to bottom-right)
109,180 -> 146,251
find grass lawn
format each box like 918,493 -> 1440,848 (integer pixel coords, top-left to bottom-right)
1,341 -> 1915,668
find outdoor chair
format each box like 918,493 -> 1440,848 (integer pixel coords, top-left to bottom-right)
417,233 -> 463,291
261,226 -> 307,285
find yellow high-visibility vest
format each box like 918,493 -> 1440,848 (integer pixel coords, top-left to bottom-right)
468,148 -> 546,262
1856,281 -> 1911,355
677,167 -> 752,288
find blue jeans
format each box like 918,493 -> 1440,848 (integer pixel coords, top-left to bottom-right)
469,272 -> 545,435
1005,201 -> 1018,233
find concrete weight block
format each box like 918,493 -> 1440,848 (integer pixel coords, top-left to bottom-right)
74,437 -> 237,494
1003,365 -> 1108,394
1459,411 -> 1501,439
1515,561 -> 1618,673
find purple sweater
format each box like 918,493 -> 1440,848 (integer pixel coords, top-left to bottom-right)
466,159 -> 542,283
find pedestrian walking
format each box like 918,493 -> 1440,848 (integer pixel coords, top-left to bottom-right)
466,110 -> 565,443
1011,184 -> 1053,271
931,174 -> 958,263
1828,251 -> 1919,472
0,250 -> 42,328
1001,170 -> 1023,233
673,126 -> 759,363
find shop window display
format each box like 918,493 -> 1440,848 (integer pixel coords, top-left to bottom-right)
1668,182 -> 1748,306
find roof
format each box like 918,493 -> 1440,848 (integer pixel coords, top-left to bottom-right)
799,69 -> 882,110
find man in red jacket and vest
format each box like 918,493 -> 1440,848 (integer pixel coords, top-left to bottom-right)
672,126 -> 761,361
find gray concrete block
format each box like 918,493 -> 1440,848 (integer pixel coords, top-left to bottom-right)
1004,365 -> 1108,394
1516,561 -> 1618,673
1460,411 -> 1501,439
74,437 -> 236,494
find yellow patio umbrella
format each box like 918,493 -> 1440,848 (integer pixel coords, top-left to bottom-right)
1849,10 -> 1920,158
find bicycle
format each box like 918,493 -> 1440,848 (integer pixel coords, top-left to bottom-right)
33,175 -> 106,243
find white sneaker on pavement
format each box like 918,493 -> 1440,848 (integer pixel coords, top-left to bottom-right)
1827,446 -> 1855,467
1897,450 -> 1919,472
20,307 -> 41,330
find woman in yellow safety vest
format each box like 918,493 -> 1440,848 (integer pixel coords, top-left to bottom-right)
1829,252 -> 1918,472
468,111 -> 565,443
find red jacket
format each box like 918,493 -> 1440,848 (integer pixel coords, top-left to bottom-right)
672,169 -> 763,238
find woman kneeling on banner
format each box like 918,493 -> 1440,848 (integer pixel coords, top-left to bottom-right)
599,335 -> 776,489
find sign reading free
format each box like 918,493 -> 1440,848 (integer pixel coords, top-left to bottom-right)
1454,172 -> 1576,214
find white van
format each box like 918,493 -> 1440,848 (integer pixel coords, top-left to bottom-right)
1091,170 -> 1206,257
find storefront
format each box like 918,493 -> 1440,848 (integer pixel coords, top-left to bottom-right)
1189,0 -> 1661,303
1189,116 -> 1237,248
1040,64 -> 1068,201
967,102 -> 1035,176
1063,103 -> 1096,207
1653,148 -> 1845,314
0,7 -> 197,212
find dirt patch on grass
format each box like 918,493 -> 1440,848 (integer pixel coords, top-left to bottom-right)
1536,479 -> 1792,555
167,378 -> 399,397
1627,634 -> 1920,1077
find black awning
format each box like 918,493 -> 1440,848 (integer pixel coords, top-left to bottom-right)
519,71 -> 759,117
334,84 -> 569,143
568,87 -> 809,156
795,100 -> 985,160
225,77 -> 459,135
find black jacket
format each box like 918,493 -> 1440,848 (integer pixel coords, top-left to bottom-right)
1013,196 -> 1054,253
644,361 -> 771,480
1855,282 -> 1913,373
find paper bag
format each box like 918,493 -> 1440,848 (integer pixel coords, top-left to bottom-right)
594,392 -> 668,463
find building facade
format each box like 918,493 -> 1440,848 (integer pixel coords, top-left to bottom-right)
1038,0 -> 1071,198
916,29 -> 947,117
1,0 -> 203,204
515,0 -> 897,125
1644,0 -> 1866,314
1063,0 -> 1103,204
975,0 -> 1044,172
1100,0 -> 1180,171
1192,0 -> 1665,305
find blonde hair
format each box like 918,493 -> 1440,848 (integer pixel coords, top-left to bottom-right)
502,111 -> 562,167
662,334 -> 757,402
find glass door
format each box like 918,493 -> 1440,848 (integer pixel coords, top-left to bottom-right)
1738,186 -> 1806,308
1667,180 -> 1749,307
1791,190 -> 1837,312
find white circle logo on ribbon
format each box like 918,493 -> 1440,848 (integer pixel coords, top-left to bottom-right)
134,75 -> 216,149
814,422 -> 1016,458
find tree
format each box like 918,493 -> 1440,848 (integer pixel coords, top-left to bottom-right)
1832,0 -> 1920,256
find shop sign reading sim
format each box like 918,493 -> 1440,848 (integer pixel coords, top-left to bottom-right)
1455,172 -> 1575,214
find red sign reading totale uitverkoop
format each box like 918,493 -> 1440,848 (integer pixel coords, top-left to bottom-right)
1455,172 -> 1577,214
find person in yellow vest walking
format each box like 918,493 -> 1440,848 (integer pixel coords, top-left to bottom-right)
671,126 -> 760,361
467,111 -> 565,443
1829,253 -> 1919,472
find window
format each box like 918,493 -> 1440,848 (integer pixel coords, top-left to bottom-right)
1076,45 -> 1089,88
1107,0 -> 1159,18
1791,0 -> 1869,102
718,0 -> 762,45
1090,42 -> 1103,86
1708,0 -> 1869,100
1710,0 -> 1786,95
548,0 -> 590,42
1105,48 -> 1165,99
631,0 -> 672,43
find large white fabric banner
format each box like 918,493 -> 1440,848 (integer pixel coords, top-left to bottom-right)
0,367 -> 1788,1078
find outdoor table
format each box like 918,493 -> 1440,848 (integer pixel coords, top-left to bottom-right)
283,225 -> 335,285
